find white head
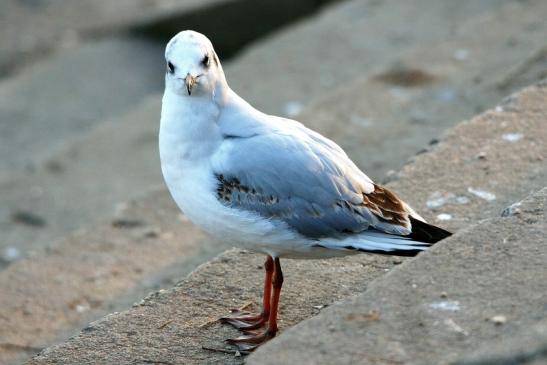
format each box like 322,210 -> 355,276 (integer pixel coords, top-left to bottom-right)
164,30 -> 226,98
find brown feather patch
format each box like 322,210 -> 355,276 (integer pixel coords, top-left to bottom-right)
361,184 -> 409,227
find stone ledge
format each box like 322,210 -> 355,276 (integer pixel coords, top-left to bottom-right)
249,185 -> 547,364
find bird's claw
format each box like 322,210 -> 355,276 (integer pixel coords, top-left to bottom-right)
220,312 -> 268,330
226,328 -> 276,354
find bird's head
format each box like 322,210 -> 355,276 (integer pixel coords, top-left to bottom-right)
164,30 -> 225,97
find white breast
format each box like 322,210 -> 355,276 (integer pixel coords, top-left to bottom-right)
159,96 -> 298,255
161,151 -> 300,252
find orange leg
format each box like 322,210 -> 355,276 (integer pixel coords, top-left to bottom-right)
221,256 -> 274,330
226,257 -> 283,353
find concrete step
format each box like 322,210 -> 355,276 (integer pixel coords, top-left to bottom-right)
297,0 -> 547,180
0,96 -> 162,268
0,188 -> 228,365
249,188 -> 547,365
0,37 -> 165,183
226,0 -> 514,116
0,0 -> 230,77
26,82 -> 547,364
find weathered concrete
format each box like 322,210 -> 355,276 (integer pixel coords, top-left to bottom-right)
248,188 -> 547,364
26,83 -> 547,364
0,189 -> 226,365
298,0 -> 547,180
227,0 -> 514,116
0,0 -> 221,76
27,250 -> 393,365
454,318 -> 547,365
0,37 -> 164,183
0,97 -> 162,266
249,186 -> 547,365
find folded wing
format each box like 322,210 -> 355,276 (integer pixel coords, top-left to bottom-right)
211,121 -> 425,240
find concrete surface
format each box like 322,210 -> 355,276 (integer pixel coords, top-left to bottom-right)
227,0 -> 514,116
249,187 -> 547,365
298,0 -> 547,180
454,318 -> 547,365
27,250 -> 393,365
26,82 -> 547,364
0,97 -> 162,267
0,37 -> 164,183
0,189 -> 227,365
0,0 -> 222,77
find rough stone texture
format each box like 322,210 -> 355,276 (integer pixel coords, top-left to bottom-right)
26,83 -> 547,364
249,186 -> 547,365
0,0 -> 221,76
0,97 -> 162,264
0,188 -> 229,365
385,83 -> 547,231
28,250 -> 393,365
298,0 -> 547,180
227,0 -> 514,116
454,318 -> 547,365
0,37 -> 164,183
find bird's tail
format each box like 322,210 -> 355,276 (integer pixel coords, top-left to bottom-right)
406,216 -> 452,244
319,217 -> 452,257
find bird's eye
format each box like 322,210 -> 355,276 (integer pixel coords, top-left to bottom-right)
167,61 -> 175,73
201,55 -> 210,68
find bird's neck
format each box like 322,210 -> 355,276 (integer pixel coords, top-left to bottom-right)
159,78 -> 237,165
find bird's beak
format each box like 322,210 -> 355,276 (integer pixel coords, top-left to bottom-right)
185,73 -> 197,95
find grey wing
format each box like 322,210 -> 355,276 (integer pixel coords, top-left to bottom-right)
211,126 -> 412,238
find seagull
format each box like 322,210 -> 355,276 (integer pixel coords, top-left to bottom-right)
159,30 -> 451,353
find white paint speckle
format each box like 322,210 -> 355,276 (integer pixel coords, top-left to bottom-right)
502,133 -> 523,142
426,192 -> 468,209
389,87 -> 412,102
76,303 -> 90,313
283,101 -> 303,117
430,301 -> 461,311
490,315 -> 507,325
444,318 -> 469,336
468,187 -> 496,201
495,105 -> 504,112
453,49 -> 470,61
455,196 -> 470,205
2,246 -> 21,262
435,88 -> 457,103
426,191 -> 453,209
350,114 -> 373,128
436,213 -> 452,221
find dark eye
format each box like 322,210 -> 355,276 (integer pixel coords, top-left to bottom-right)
167,61 -> 175,73
201,55 -> 210,68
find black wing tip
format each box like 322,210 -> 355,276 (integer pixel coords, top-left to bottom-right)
343,246 -> 423,257
408,216 -> 452,244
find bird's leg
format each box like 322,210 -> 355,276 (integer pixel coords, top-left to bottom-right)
221,256 -> 273,330
226,257 -> 283,353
